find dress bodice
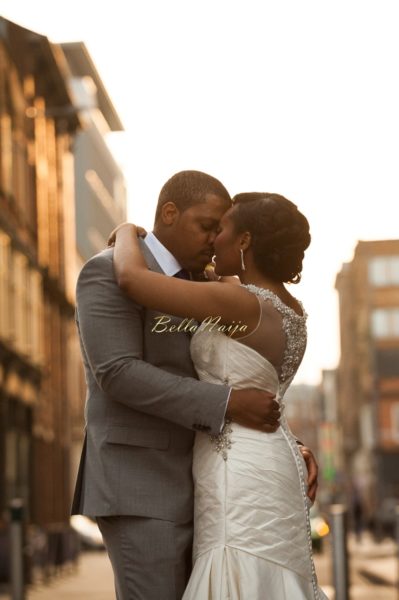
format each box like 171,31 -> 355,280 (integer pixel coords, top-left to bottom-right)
190,284 -> 307,397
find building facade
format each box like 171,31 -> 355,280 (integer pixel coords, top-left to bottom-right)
0,17 -> 80,552
0,19 -> 127,582
316,369 -> 345,505
335,240 -> 399,530
61,41 -> 126,264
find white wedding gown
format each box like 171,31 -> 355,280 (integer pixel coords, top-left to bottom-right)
183,285 -> 328,600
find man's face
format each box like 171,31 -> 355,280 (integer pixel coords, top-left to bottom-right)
169,194 -> 231,272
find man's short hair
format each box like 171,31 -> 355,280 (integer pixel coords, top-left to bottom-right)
154,170 -> 231,222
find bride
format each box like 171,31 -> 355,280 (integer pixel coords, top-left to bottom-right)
110,192 -> 328,599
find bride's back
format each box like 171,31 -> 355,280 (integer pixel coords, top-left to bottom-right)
232,285 -> 307,389
191,284 -> 307,395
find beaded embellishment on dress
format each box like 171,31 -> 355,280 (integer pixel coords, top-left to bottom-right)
242,284 -> 307,389
209,419 -> 233,461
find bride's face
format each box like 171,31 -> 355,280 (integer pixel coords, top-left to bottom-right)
213,209 -> 242,276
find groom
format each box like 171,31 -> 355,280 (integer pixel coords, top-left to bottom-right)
72,170 -> 318,600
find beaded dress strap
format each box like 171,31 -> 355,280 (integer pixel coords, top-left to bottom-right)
241,284 -> 307,320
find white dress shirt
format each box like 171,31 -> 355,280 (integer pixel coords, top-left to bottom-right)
144,231 -> 183,276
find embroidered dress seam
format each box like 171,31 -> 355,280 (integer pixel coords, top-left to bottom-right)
280,419 -> 320,599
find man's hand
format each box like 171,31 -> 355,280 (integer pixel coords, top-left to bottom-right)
226,389 -> 280,433
298,445 -> 319,503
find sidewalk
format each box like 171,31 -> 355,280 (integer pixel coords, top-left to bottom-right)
0,550 -> 115,600
313,530 -> 398,600
0,534 -> 396,600
349,531 -> 397,587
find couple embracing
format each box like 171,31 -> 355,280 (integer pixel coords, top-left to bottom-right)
72,170 -> 328,599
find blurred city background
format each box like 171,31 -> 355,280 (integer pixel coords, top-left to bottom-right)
0,2 -> 398,599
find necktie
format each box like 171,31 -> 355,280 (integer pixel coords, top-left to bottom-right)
174,269 -> 191,280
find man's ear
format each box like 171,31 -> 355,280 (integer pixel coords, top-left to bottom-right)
161,201 -> 179,225
240,231 -> 251,251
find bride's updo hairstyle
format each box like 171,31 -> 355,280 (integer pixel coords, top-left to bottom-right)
231,193 -> 311,284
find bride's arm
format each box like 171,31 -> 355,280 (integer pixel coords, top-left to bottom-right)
113,224 -> 258,328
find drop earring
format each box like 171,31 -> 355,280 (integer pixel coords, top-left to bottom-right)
240,249 -> 246,271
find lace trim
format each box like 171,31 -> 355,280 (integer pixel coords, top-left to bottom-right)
243,283 -> 307,319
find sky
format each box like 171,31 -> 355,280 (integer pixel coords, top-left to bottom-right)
1,0 -> 398,384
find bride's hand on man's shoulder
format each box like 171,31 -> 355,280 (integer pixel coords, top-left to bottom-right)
203,263 -> 240,284
107,223 -> 147,247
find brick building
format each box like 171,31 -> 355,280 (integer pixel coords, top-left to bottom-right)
335,240 -> 399,528
0,17 -> 80,558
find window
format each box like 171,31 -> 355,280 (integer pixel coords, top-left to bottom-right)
371,308 -> 399,338
375,348 -> 399,377
30,270 -> 44,364
14,250 -> 28,355
0,114 -> 13,195
0,231 -> 12,342
391,403 -> 399,443
369,256 -> 399,286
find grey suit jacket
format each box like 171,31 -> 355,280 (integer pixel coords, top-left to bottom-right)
71,243 -> 228,523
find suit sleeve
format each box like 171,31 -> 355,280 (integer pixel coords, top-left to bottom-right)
76,251 -> 228,434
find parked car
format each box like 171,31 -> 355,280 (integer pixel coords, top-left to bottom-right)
70,515 -> 105,550
310,504 -> 330,552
